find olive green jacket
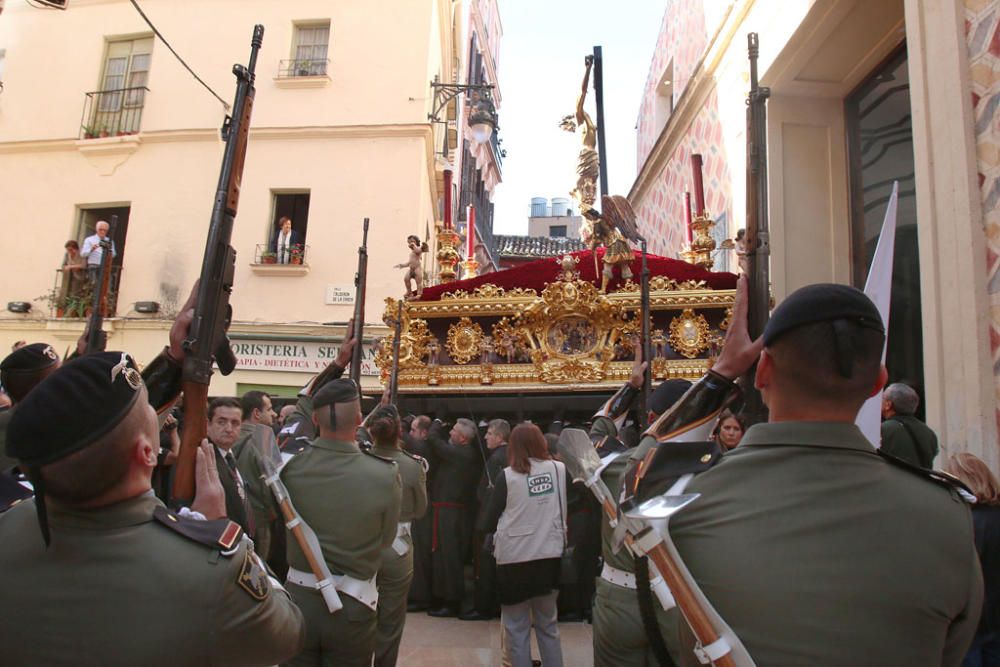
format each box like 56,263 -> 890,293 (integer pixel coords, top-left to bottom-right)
372,443 -> 427,523
0,492 -> 305,666
669,421 -> 982,667
281,436 -> 401,580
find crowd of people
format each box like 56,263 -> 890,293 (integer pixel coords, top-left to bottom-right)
0,277 -> 997,667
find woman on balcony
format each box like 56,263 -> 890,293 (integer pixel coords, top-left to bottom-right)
59,240 -> 87,316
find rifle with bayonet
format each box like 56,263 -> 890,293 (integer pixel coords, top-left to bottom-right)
741,32 -> 771,424
85,214 -> 116,353
638,237 -> 651,421
172,25 -> 263,504
350,218 -> 370,386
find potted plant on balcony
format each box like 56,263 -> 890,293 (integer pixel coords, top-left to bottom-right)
290,244 -> 304,265
82,125 -> 98,140
260,250 -> 277,265
296,61 -> 313,76
98,125 -> 111,138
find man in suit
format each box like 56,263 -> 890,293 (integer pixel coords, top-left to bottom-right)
206,397 -> 254,536
271,216 -> 302,264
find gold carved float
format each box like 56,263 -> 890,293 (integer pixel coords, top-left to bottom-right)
375,262 -> 735,394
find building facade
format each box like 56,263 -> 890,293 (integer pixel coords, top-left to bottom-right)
631,0 -> 999,468
0,0 -> 491,396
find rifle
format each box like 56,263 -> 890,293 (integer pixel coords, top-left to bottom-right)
638,238 -> 651,421
85,214 -> 116,353
349,218 -> 370,386
388,301 -> 403,405
741,33 -> 770,424
172,25 -> 263,504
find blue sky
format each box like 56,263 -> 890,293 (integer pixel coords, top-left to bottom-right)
491,1 -> 666,234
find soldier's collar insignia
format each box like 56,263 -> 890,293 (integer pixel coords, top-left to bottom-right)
110,353 -> 142,390
42,346 -> 57,361
237,548 -> 270,601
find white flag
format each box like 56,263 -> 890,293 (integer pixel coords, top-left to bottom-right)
856,182 -> 898,446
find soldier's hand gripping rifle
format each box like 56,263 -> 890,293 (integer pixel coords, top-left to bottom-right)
85,215 -> 117,354
172,25 -> 263,504
250,424 -> 343,613
349,218 -> 370,386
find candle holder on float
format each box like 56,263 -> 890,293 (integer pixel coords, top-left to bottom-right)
436,226 -> 461,284
462,256 -> 479,280
680,212 -> 717,270
426,337 -> 441,386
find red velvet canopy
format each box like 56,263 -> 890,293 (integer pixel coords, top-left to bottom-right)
420,248 -> 737,301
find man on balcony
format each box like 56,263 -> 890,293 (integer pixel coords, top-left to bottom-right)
80,220 -> 116,282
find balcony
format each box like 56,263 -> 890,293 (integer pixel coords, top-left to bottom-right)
250,243 -> 310,276
45,267 -> 123,318
79,87 -> 149,139
277,58 -> 329,78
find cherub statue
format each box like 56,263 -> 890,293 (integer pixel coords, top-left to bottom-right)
560,55 -> 599,213
583,194 -> 642,292
395,235 -> 428,299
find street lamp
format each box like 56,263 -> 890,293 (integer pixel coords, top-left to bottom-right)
428,76 -> 497,147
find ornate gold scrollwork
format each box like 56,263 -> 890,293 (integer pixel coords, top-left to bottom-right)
446,317 -> 485,364
668,308 -> 711,359
719,306 -> 733,331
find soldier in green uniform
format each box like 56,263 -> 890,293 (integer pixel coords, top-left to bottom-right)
0,343 -> 61,473
636,278 -> 984,665
590,366 -> 691,667
281,378 -> 402,667
0,351 -> 306,666
368,405 -> 428,667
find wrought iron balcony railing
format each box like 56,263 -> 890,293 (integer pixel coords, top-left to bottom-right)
277,59 -> 329,78
79,87 -> 150,139
254,243 -> 309,265
47,266 -> 122,318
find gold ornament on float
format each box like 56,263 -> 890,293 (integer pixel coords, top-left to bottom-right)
446,317 -> 485,364
668,308 -> 711,359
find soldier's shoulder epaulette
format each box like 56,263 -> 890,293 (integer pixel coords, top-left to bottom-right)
362,448 -> 397,465
400,449 -> 429,472
876,450 -> 976,502
153,506 -> 244,554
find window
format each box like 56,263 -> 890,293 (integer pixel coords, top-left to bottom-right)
846,46 -> 924,415
259,192 -> 310,264
69,205 -> 130,317
88,37 -> 151,135
292,23 -> 330,76
653,60 -> 674,137
549,225 -> 567,238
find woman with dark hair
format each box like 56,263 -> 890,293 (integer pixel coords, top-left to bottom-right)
711,409 -> 746,451
945,452 -> 1000,667
483,423 -> 567,667
368,405 -> 428,667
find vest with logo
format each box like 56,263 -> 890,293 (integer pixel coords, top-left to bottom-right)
494,458 -> 567,565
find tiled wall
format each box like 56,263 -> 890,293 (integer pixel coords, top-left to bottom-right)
634,1 -> 733,260
635,88 -> 733,259
965,0 -> 1000,436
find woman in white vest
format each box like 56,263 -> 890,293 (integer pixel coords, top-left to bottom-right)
483,423 -> 567,667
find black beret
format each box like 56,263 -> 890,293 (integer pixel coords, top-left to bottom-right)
0,343 -> 59,375
650,378 -> 693,416
313,378 -> 359,409
762,283 -> 884,347
7,352 -> 143,466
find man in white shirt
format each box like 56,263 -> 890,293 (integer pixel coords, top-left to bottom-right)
80,220 -> 117,282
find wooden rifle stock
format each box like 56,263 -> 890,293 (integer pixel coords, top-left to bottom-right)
85,215 -> 117,354
173,25 -> 263,504
349,218 -> 370,386
741,32 -> 771,424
